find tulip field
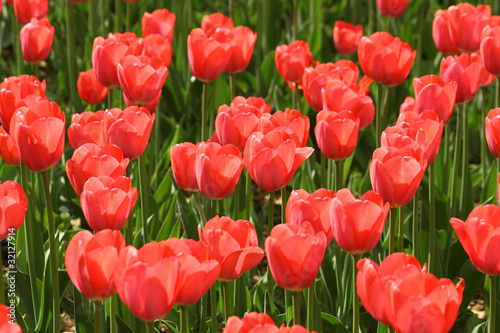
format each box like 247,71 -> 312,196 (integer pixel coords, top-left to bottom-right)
3,0 -> 500,332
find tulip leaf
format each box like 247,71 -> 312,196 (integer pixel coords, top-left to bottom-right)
458,260 -> 485,316
471,321 -> 487,333
175,188 -> 200,241
12,271 -> 36,330
480,163 -> 497,205
169,216 -> 182,239
156,191 -> 178,241
321,312 -> 349,333
377,322 -> 389,333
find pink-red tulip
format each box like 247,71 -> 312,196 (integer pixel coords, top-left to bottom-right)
13,0 -> 48,25
225,26 -> 257,74
471,50 -> 496,87
141,9 -> 176,42
258,108 -> 310,148
77,69 -> 108,105
0,181 -> 27,240
399,96 -> 415,114
201,12 -> 234,37
68,110 -> 106,149
376,0 -> 408,18
447,3 -> 491,53
440,53 -> 481,104
0,127 -> 20,166
333,21 -> 363,56
20,17 -> 54,64
481,25 -> 500,76
486,108 -> 500,158
224,312 -> 277,333
432,9 -> 459,55
315,110 -> 360,161
170,142 -> 200,192
130,34 -> 173,68
413,75 -> 457,123
275,40 -> 316,90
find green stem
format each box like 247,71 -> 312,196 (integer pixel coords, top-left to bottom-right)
292,0 -> 299,41
108,88 -> 114,110
389,207 -> 396,255
281,187 -> 287,225
234,181 -> 240,220
211,199 -> 217,219
327,159 -> 333,191
496,77 -> 500,108
443,123 -> 450,190
15,19 -> 23,75
99,0 -> 105,36
321,154 -> 326,189
368,0 -> 375,35
94,301 -> 103,333
255,0 -> 262,94
110,295 -> 116,333
490,275 -> 497,333
352,254 -> 360,333
335,159 -> 344,191
267,191 -> 275,302
138,154 -> 150,245
332,160 -> 337,191
386,17 -> 392,34
459,103 -> 469,216
114,0 -> 122,32
202,82 -> 208,141
449,104 -> 463,217
230,73 -> 236,101
416,0 -> 426,77
412,190 -> 419,260
381,86 -> 391,133
481,87 -> 488,187
41,170 -> 60,333
428,164 -> 436,272
376,83 -> 383,148
200,295 -> 207,333
210,285 -> 218,333
66,0 -> 77,115
389,327 -> 396,333
498,159 -> 500,205
88,0 -> 97,36
210,82 -> 217,138
0,266 -> 4,305
229,0 -> 235,19
306,282 -> 314,330
224,281 -> 231,320
398,206 -> 405,252
292,291 -> 300,326
294,88 -> 302,112
126,2 -> 131,32
181,305 -> 188,333
245,172 -> 252,220
147,321 -> 155,333
194,191 -> 207,228
126,166 -> 133,245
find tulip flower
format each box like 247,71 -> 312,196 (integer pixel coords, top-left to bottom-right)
20,17 -> 54,64
376,0 -> 408,18
0,181 -> 27,240
65,230 -> 125,300
413,75 -> 457,123
481,25 -> 500,77
358,32 -> 416,87
315,110 -> 360,161
244,129 -> 314,193
66,143 -> 129,196
224,26 -> 257,74
331,189 -> 390,254
130,34 -> 173,68
104,106 -> 155,160
170,142 -> 200,192
432,9 -> 459,55
258,108 -> 310,148
0,75 -> 46,133
486,108 -> 500,158
471,50 -> 496,87
68,110 -> 106,149
141,9 -> 176,42
114,242 -> 180,322
447,3 -> 491,54
440,53 -> 481,104
77,69 -> 108,106
224,312 -> 278,333
13,0 -> 48,25
201,12 -> 234,37
333,21 -> 363,56
265,222 -> 327,292
286,188 -> 336,244
275,40 -> 316,90
0,304 -> 23,333
194,142 -> 244,200
0,127 -> 20,166
80,176 -> 138,231
199,216 -> 264,281
399,96 -> 415,114
10,99 -> 65,172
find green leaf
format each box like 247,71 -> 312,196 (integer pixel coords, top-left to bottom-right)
321,312 -> 349,333
156,192 -> 179,241
176,189 -> 200,241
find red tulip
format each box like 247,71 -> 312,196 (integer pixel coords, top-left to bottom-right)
275,40 -> 316,90
399,96 -> 415,114
170,142 -> 199,192
333,21 -> 363,56
481,25 -> 500,76
0,126 -> 20,166
486,108 -> 500,158
358,32 -> 416,87
0,75 -> 46,133
471,50 -> 496,87
201,12 -> 234,37
370,145 -> 427,208
80,176 -> 138,231
258,108 -> 310,148
286,188 -> 336,244
129,34 -> 173,68
187,28 -> 231,82
278,326 -> 318,333
0,181 -> 27,240
413,75 -> 457,123
20,17 -> 54,64
13,0 -> 48,25
10,99 -> 65,172
0,304 -> 23,333
315,110 -> 360,161
104,106 -> 155,160
265,222 -> 326,292
142,9 -> 176,42
68,110 -> 106,149
244,129 -> 314,192
117,55 -> 168,106
224,26 -> 257,74
77,69 -> 108,105
440,53 -> 481,104
331,189 -> 389,254
66,143 -> 129,196
376,0 -> 408,18
432,9 -> 459,55
199,216 -> 264,281
447,3 -> 491,53
114,242 -> 180,322
224,312 -> 277,333
65,230 -> 125,300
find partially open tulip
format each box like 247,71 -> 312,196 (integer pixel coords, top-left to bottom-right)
275,40 -> 316,90
66,143 -> 129,196
471,50 -> 496,87
258,108 -> 310,148
20,17 -> 54,64
80,176 -> 138,231
481,25 -> 500,76
413,75 -> 457,123
432,9 -> 459,55
286,188 -> 336,244
199,216 -> 264,281
447,3 -> 491,53
65,230 -> 125,300
315,110 -> 360,161
224,312 -> 277,333
130,34 -> 173,68
331,189 -> 390,254
0,127 -> 20,166
10,99 -> 65,172
13,0 -> 48,25
170,142 -> 199,192
0,304 -> 23,333
440,53 -> 481,104
333,21 -> 363,56
141,9 -> 176,42
201,12 -> 234,37
265,222 -> 327,292
0,181 -> 27,240
68,110 -> 106,149
399,96 -> 415,113
225,26 -> 257,74
194,142 -> 244,200
77,69 -> 108,105
376,0 -> 408,17
358,32 -> 416,87
244,129 -> 314,192
486,108 -> 500,158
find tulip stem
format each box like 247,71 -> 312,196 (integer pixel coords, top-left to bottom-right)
138,153 -> 150,245
412,190 -> 419,261
459,103 -> 469,216
368,0 -> 374,35
352,254 -> 360,333
181,305 -> 188,333
496,77 -> 500,108
292,0 -> 299,41
327,159 -> 333,190
245,172 -> 252,220
126,3 -> 132,32
234,181 -> 240,220
230,73 -> 236,101
428,164 -> 436,272
66,0 -> 78,115
490,275 -> 497,333
194,192 -> 207,228
108,88 -> 114,110
267,191 -> 275,302
99,0 -> 105,36
398,206 -> 405,252
292,291 -> 300,325
281,187 -> 287,225
89,0 -> 98,36
0,266 -> 4,305
389,207 -> 396,255
294,89 -> 302,112
202,82 -> 208,141
449,104 -> 462,218
229,0 -> 235,19
114,0 -> 122,32
110,295 -> 116,333
224,281 -> 231,320
335,159 -> 344,191
443,124 -> 450,190
306,282 -> 315,330
42,170 -> 61,333
481,87 -> 488,188
200,295 -> 207,333
147,321 -> 155,333
94,301 -> 103,333
321,154 -> 326,188
210,285 -> 218,333
376,83 -> 383,148
211,199 -> 218,218
15,19 -> 23,75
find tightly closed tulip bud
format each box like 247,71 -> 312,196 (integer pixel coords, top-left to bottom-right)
68,110 -> 106,149
0,304 -> 23,333
481,25 -> 500,76
117,55 -> 168,107
471,50 -> 496,87
370,145 -> 427,208
413,75 -> 457,123
199,216 -> 264,281
66,143 -> 129,196
65,230 -> 125,300
141,9 -> 176,42
432,9 -> 459,55
258,108 -> 310,148
225,26 -> 257,74
194,142 -> 244,200
333,21 -> 363,56
376,0 -> 408,18
104,106 -> 155,160
170,142 -> 199,192
286,188 -> 336,244
20,17 -> 54,64
80,176 -> 138,231
0,181 -> 27,240
265,222 -> 327,292
0,126 -> 20,166
331,189 -> 389,254
440,53 -> 481,104
188,28 -> 231,82
447,3 -> 491,53
13,0 -> 48,25
201,12 -> 234,36
358,32 -> 416,87
315,110 -> 360,161
0,75 -> 46,133
486,108 -> 500,158
10,99 -> 65,172
275,40 -> 316,90
244,129 -> 314,192
114,242 -> 180,322
451,204 -> 500,275
224,312 -> 277,333
77,69 -> 108,105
